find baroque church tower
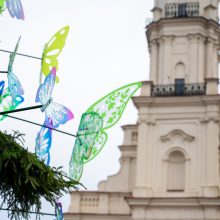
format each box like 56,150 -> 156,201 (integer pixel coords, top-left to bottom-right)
65,0 -> 220,219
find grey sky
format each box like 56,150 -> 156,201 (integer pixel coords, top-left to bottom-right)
0,0 -> 153,219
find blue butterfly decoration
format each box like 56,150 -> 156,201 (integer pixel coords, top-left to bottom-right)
55,202 -> 63,220
6,0 -> 24,20
35,67 -> 73,165
0,81 -> 5,97
35,124 -> 52,166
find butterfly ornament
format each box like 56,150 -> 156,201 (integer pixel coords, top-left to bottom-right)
7,36 -> 24,105
35,67 -> 73,165
69,82 -> 142,181
35,67 -> 73,129
35,125 -> 52,166
55,202 -> 64,220
40,26 -> 69,84
0,0 -> 24,19
6,0 -> 24,19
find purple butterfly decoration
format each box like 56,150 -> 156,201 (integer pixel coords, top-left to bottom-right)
35,67 -> 74,129
6,0 -> 24,20
55,202 -> 63,220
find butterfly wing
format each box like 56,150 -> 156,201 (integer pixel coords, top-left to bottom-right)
0,81 -> 5,97
8,72 -> 24,102
77,112 -> 103,160
7,37 -> 24,103
83,130 -> 108,163
0,88 -> 24,121
86,82 -> 142,129
41,26 -> 69,83
55,202 -> 63,220
69,137 -> 84,181
35,67 -> 56,105
8,36 -> 21,73
44,101 -> 74,128
0,0 -> 6,14
35,125 -> 52,166
6,0 -> 24,20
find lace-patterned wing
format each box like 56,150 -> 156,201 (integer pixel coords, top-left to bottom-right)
6,0 -> 24,20
35,125 -> 52,166
8,36 -> 21,73
83,130 -> 108,163
41,26 -> 69,83
0,88 -> 24,121
69,138 -> 83,181
0,81 -> 5,97
8,72 -> 24,102
86,82 -> 142,129
45,101 -> 74,128
77,112 -> 103,160
35,67 -> 56,104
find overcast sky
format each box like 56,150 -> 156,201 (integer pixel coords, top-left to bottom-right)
0,0 -> 153,219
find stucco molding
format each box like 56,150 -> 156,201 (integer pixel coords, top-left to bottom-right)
163,146 -> 191,161
160,129 -> 195,143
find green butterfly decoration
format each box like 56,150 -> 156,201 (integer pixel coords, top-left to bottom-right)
0,88 -> 24,121
69,82 -> 142,181
0,0 -> 5,14
40,25 -> 69,84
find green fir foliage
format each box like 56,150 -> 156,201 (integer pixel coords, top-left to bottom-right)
0,131 -> 81,219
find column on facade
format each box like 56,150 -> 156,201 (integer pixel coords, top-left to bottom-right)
133,111 -> 152,197
205,38 -> 214,78
163,36 -> 174,84
212,42 -> 219,79
197,35 -> 206,82
188,34 -> 199,82
203,105 -> 219,197
158,37 -> 164,84
149,39 -> 158,84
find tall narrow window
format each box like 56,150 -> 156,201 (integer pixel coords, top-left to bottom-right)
167,151 -> 185,191
175,79 -> 185,96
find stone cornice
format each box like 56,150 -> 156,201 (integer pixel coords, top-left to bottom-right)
146,17 -> 220,43
126,197 -> 220,207
132,95 -> 220,109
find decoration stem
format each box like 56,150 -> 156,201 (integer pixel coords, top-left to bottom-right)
5,115 -> 77,138
0,71 -> 8,73
0,207 -> 55,216
0,105 -> 43,114
0,49 -> 42,60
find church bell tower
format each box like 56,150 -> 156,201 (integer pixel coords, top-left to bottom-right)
129,0 -> 220,219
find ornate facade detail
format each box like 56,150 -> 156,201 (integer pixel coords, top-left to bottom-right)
160,129 -> 195,143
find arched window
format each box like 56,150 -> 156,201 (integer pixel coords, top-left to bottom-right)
167,151 -> 185,192
175,62 -> 186,79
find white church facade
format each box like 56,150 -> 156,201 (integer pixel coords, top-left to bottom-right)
65,0 -> 220,219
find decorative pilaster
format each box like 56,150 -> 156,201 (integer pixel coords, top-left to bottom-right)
163,36 -> 174,84
133,115 -> 155,197
201,111 -> 220,197
198,35 -> 206,82
206,38 -> 214,78
188,34 -> 199,82
149,39 -> 158,83
158,37 -> 165,84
